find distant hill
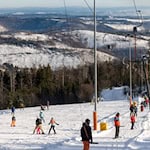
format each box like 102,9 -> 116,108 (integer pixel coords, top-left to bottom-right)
0,7 -> 149,69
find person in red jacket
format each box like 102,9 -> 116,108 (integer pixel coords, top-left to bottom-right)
114,112 -> 120,138
130,113 -> 136,129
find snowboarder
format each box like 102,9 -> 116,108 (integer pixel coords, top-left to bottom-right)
11,116 -> 16,127
48,117 -> 59,134
114,112 -> 120,138
81,119 -> 93,150
33,118 -> 45,134
130,113 -> 135,129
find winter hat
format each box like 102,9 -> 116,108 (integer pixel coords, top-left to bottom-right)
85,118 -> 90,124
116,112 -> 120,116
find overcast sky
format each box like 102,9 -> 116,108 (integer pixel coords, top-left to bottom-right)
0,0 -> 149,8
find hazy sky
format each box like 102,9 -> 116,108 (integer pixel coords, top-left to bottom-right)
0,0 -> 149,8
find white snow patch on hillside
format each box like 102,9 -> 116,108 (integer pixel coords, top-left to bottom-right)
105,23 -> 144,31
0,39 -> 116,69
0,25 -> 8,32
73,30 -> 148,49
12,12 -> 25,15
0,29 -> 148,69
14,32 -> 50,41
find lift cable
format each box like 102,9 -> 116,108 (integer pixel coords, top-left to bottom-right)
132,0 -> 143,27
63,0 -> 71,34
132,0 -> 144,60
83,0 -> 93,14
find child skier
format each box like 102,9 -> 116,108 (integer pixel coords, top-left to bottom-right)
11,116 -> 16,127
33,118 -> 45,134
48,117 -> 59,134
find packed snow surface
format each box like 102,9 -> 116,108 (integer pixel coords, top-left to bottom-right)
0,87 -> 149,149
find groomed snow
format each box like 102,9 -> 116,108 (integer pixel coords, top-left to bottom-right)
0,87 -> 150,150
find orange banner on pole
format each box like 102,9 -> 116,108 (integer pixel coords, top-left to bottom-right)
93,111 -> 97,130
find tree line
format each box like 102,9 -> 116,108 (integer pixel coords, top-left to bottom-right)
0,60 -> 144,109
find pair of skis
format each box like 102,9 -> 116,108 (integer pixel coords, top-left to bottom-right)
91,142 -> 99,144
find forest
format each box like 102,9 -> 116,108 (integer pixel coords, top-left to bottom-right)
0,59 -> 145,109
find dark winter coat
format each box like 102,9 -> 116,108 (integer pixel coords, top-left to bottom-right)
81,123 -> 93,142
130,105 -> 135,113
11,106 -> 15,113
36,118 -> 42,126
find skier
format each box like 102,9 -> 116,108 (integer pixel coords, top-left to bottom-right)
81,119 -> 93,150
11,106 -> 15,115
33,118 -> 45,134
114,112 -> 120,138
11,116 -> 16,127
144,96 -> 149,107
140,101 -> 144,112
130,104 -> 135,116
39,111 -> 45,123
130,113 -> 136,130
133,103 -> 138,117
48,117 -> 59,134
47,100 -> 50,110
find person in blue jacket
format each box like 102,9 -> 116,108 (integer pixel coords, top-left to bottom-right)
11,106 -> 15,115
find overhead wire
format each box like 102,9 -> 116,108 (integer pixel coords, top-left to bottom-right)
132,0 -> 145,94
132,0 -> 143,27
63,0 -> 71,34
132,0 -> 144,60
47,0 -> 71,34
83,0 -> 93,14
133,0 -> 138,13
61,0 -> 94,34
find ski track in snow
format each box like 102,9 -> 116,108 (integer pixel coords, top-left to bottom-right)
0,96 -> 150,149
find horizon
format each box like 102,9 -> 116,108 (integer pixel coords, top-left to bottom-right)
0,6 -> 149,17
0,0 -> 149,9
0,6 -> 149,9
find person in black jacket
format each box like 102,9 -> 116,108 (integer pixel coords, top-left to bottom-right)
130,104 -> 135,115
130,103 -> 138,117
81,119 -> 93,150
